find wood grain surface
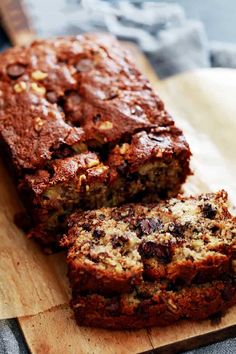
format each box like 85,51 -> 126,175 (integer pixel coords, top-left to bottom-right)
4,48 -> 236,353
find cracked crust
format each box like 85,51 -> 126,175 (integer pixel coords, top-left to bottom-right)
0,33 -> 175,172
0,33 -> 191,247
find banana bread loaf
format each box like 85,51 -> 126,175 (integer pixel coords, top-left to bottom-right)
71,277 -> 236,329
62,191 -> 236,295
0,33 -> 190,247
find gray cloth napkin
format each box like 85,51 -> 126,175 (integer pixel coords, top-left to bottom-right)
0,320 -> 29,354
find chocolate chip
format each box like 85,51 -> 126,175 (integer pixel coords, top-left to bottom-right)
111,235 -> 128,248
138,241 -> 173,264
202,203 -> 217,219
7,63 -> 25,78
136,218 -> 163,236
92,229 -> 105,239
186,255 -> 194,262
82,223 -> 91,231
211,225 -> 220,233
168,222 -> 185,238
93,114 -> 101,123
98,213 -> 105,220
46,91 -> 58,103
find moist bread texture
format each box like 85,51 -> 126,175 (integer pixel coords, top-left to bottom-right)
63,191 -> 236,295
71,277 -> 236,329
0,33 -> 191,247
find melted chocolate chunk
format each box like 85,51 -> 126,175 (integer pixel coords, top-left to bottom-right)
92,229 -> 105,239
202,203 -> 217,219
98,213 -> 105,220
111,234 -> 128,248
136,218 -> 163,236
138,241 -> 172,264
82,223 -> 91,231
7,63 -> 25,78
211,225 -> 220,233
168,222 -> 185,238
93,114 -> 101,123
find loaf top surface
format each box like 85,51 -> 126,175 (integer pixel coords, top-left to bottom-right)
0,33 -> 188,172
63,191 -> 236,290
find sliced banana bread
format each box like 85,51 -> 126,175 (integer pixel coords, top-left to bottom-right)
0,33 -> 191,248
19,126 -> 189,248
71,277 -> 236,329
62,191 -> 236,295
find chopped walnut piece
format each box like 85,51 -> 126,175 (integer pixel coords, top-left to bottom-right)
34,117 -> 45,132
13,82 -> 27,93
31,82 -> 46,95
119,143 -> 129,155
99,121 -> 113,130
31,70 -> 48,80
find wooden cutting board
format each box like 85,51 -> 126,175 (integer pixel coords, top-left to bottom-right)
16,51 -> 236,353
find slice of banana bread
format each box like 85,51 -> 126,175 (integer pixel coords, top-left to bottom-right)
0,33 -> 191,248
71,277 -> 236,329
20,125 -> 190,247
63,191 -> 236,295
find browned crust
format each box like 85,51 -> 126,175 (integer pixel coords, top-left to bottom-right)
71,278 -> 236,329
0,33 -> 191,247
